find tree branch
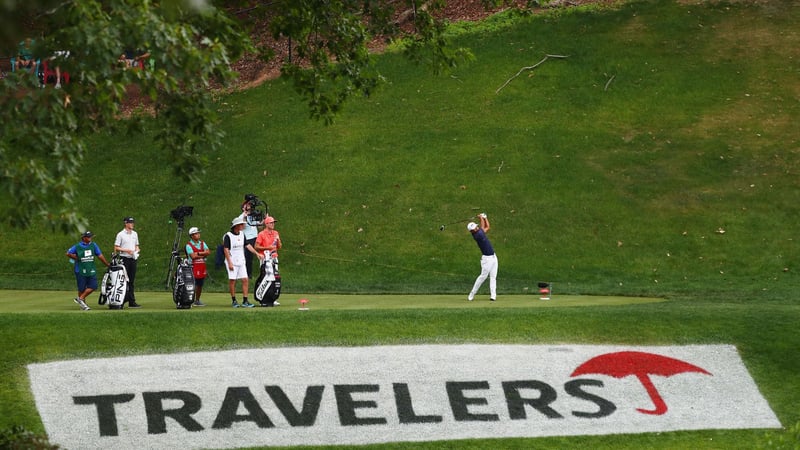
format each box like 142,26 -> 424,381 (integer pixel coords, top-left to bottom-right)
495,54 -> 569,94
604,74 -> 615,91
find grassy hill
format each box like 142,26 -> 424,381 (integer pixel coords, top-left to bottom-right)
1,0 -> 798,299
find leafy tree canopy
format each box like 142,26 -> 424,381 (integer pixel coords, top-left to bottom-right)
0,0 -> 493,232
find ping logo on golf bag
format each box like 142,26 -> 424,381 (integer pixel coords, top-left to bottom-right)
99,255 -> 128,309
108,274 -> 126,306
255,256 -> 281,306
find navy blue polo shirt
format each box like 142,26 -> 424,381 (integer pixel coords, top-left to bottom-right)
472,229 -> 495,256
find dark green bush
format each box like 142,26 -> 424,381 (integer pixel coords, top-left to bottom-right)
0,425 -> 58,450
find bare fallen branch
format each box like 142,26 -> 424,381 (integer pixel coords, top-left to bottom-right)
604,74 -> 615,91
495,54 -> 569,94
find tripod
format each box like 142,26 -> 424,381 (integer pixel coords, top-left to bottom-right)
164,217 -> 186,290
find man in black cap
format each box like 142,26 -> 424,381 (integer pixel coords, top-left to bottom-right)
114,216 -> 141,308
66,231 -> 110,310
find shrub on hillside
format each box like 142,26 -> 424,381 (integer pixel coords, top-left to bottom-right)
0,425 -> 59,449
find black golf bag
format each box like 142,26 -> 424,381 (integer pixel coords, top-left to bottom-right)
99,254 -> 128,309
254,254 -> 281,306
172,256 -> 196,309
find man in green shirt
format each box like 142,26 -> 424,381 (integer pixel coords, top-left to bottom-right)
66,231 -> 109,311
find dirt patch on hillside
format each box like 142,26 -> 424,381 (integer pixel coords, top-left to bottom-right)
228,0 -> 606,90
121,1 -> 608,113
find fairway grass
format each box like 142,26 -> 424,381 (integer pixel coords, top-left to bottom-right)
0,290 -> 664,313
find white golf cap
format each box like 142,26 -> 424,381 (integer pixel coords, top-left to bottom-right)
231,216 -> 246,228
467,222 -> 479,231
188,227 -> 200,235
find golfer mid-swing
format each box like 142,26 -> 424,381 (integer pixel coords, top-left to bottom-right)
467,213 -> 497,302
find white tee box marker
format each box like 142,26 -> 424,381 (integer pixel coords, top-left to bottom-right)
28,344 -> 781,450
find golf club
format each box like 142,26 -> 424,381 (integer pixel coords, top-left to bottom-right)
439,217 -> 475,231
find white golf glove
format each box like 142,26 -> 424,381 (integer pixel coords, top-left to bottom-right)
479,213 -> 487,219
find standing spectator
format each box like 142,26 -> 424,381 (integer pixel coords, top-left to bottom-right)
50,50 -> 70,89
185,226 -> 211,307
66,231 -> 109,311
466,213 -> 498,302
224,216 -> 256,308
114,216 -> 141,308
119,48 -> 150,69
239,195 -> 263,280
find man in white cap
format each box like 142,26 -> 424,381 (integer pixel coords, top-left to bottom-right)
224,216 -> 257,308
185,227 -> 211,307
467,213 -> 498,302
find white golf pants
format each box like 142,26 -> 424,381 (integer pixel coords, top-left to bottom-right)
470,254 -> 498,300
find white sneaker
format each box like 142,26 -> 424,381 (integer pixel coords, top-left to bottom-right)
467,293 -> 474,301
74,298 -> 90,310
55,82 -> 61,89
273,300 -> 280,306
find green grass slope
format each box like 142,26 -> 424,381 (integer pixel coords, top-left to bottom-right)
2,0 -> 798,299
0,2 -> 800,295
0,1 -> 799,448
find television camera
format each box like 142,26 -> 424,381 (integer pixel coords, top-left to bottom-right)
243,193 -> 268,222
170,205 -> 194,225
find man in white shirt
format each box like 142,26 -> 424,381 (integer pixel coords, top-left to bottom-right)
224,216 -> 257,308
114,216 -> 141,308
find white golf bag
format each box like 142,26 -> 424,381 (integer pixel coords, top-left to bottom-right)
172,257 -> 196,309
254,253 -> 281,307
99,254 -> 128,309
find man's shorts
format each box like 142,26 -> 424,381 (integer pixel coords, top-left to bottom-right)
75,273 -> 98,292
227,264 -> 248,280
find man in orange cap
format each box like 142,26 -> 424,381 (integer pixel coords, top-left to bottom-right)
255,215 -> 282,260
254,215 -> 282,306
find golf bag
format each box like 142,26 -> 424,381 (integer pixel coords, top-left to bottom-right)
99,254 -> 128,309
172,256 -> 196,309
254,254 -> 281,306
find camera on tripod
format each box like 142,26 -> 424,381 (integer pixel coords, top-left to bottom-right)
243,194 -> 267,222
170,205 -> 194,223
165,204 -> 195,297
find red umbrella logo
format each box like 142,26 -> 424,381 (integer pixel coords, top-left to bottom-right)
570,351 -> 712,415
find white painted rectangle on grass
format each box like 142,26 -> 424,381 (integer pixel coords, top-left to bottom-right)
28,344 -> 781,449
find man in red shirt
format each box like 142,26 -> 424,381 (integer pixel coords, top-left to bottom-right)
255,216 -> 281,260
254,216 -> 282,306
